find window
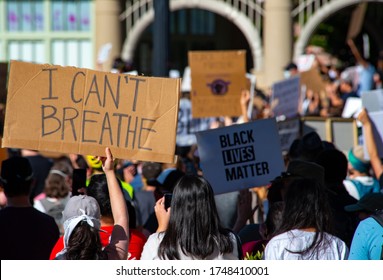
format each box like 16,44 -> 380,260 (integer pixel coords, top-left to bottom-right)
1,0 -> 93,68
51,0 -> 91,31
8,40 -> 45,63
52,40 -> 92,68
6,0 -> 44,32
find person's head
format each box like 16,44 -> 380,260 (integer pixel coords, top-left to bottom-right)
344,192 -> 383,220
0,156 -> 34,197
141,162 -> 162,190
60,195 -> 104,260
296,131 -> 324,162
284,62 -> 298,79
315,148 -> 348,186
87,173 -> 136,228
44,168 -> 71,199
278,177 -> 331,231
373,70 -> 383,85
347,146 -> 371,177
147,168 -> 185,201
286,139 -> 301,163
158,175 -> 234,259
274,177 -> 333,257
339,77 -> 354,93
85,155 -> 104,175
268,159 -> 325,203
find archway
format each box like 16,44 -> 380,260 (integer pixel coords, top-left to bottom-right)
121,0 -> 263,71
294,0 -> 383,61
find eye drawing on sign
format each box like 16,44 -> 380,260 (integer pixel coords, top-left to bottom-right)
206,79 -> 231,96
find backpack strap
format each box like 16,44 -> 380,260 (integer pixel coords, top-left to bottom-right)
233,232 -> 243,260
227,229 -> 243,260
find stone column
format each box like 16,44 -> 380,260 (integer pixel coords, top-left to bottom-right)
152,0 -> 170,77
95,0 -> 121,71
263,0 -> 292,87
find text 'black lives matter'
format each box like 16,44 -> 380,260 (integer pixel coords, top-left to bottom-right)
219,129 -> 270,181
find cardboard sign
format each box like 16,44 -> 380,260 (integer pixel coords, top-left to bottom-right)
188,50 -> 247,118
271,76 -> 301,119
176,98 -> 214,147
300,67 -> 327,94
2,60 -> 181,163
195,118 -> 285,194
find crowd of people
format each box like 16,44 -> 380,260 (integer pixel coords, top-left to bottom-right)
1,39 -> 383,261
0,105 -> 381,260
237,38 -> 383,121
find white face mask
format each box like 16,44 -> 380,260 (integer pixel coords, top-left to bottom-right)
284,71 -> 291,79
328,69 -> 337,79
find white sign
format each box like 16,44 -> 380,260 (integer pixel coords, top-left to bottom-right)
97,43 -> 112,64
271,76 -> 301,119
361,89 -> 383,112
342,97 -> 362,118
195,118 -> 285,194
362,111 -> 383,160
181,66 -> 191,92
176,98 -> 214,147
296,54 -> 315,72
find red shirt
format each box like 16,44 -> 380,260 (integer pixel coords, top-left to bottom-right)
50,226 -> 147,260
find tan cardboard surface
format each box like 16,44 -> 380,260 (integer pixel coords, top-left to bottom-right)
2,61 -> 181,163
188,50 -> 247,118
300,67 -> 327,93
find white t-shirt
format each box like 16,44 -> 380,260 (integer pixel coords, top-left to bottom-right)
264,229 -> 349,260
141,231 -> 240,260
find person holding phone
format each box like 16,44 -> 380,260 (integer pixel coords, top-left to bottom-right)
140,175 -> 241,260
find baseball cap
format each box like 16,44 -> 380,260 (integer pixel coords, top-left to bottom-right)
0,156 -> 33,185
63,195 -> 101,223
344,193 -> 383,212
61,195 -> 102,250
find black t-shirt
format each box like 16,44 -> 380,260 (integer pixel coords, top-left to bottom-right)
0,207 -> 60,260
379,173 -> 383,188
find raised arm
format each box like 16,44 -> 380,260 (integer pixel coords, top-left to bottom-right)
357,108 -> 383,179
101,147 -> 129,260
347,39 -> 368,68
240,89 -> 251,123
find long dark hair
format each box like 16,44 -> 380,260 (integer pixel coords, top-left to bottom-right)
65,221 -> 107,260
272,177 -> 333,257
158,175 -> 234,259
